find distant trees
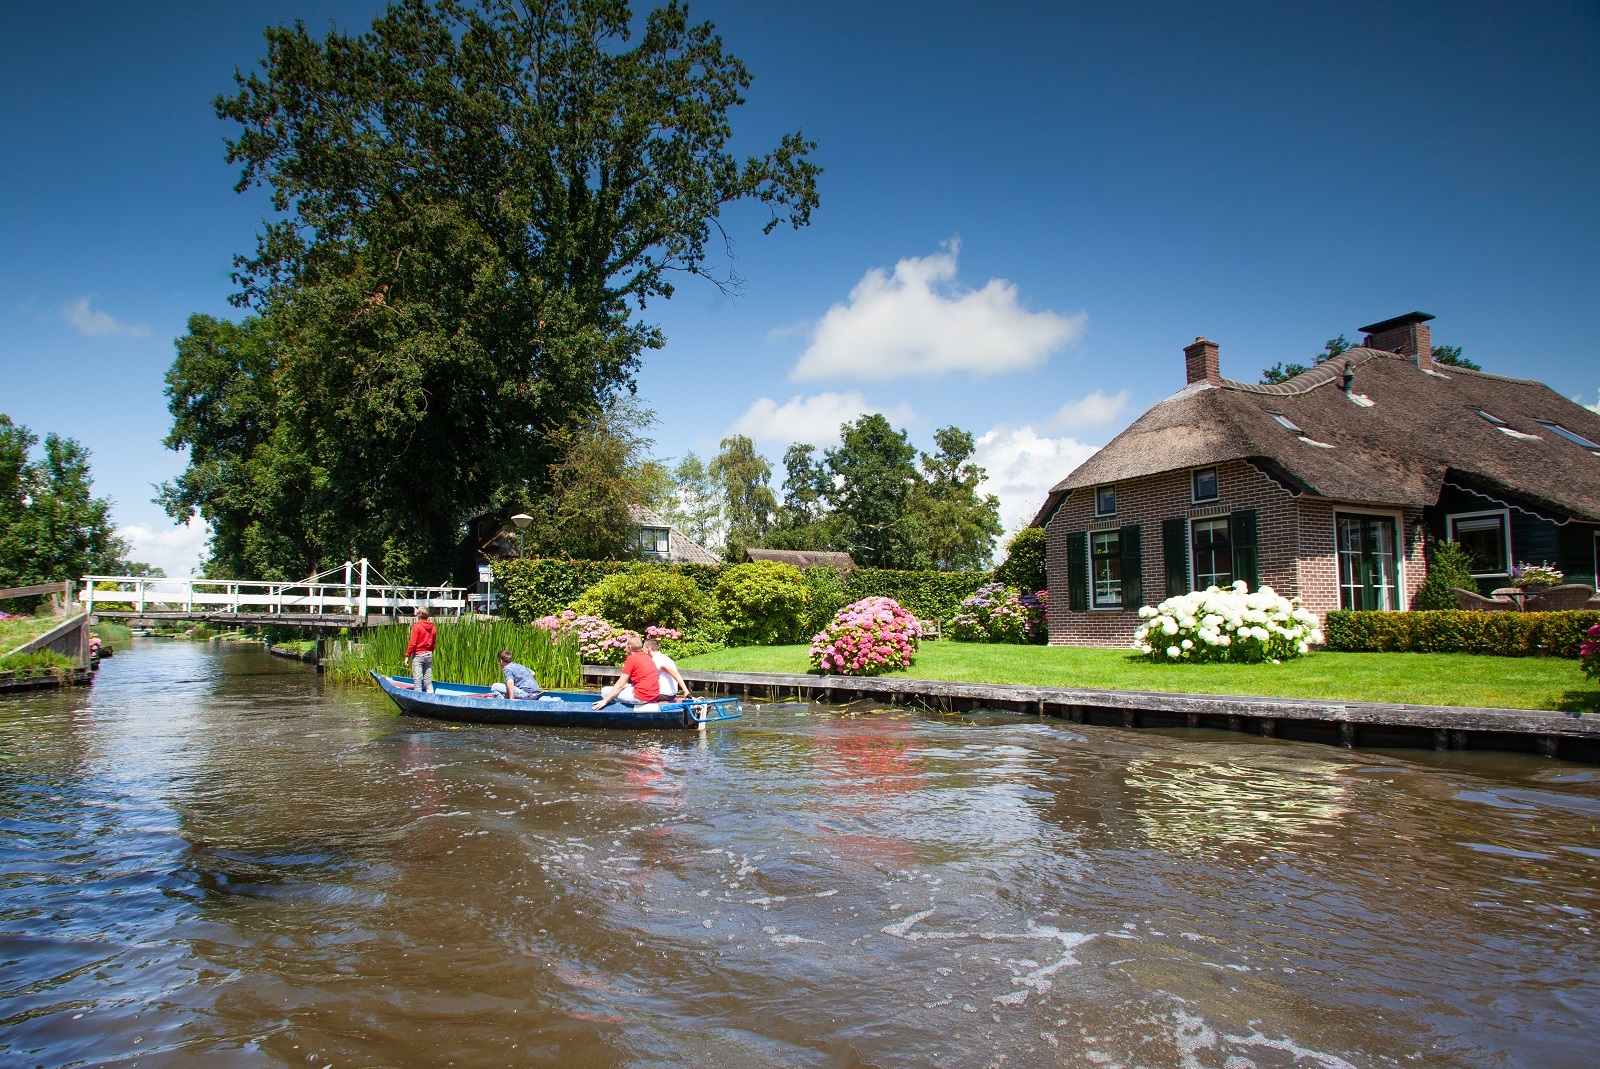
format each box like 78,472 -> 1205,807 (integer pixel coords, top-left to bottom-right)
710,435 -> 777,549
1261,334 -> 1478,385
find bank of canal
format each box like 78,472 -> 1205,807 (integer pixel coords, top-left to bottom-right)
2,640 -> 1597,1067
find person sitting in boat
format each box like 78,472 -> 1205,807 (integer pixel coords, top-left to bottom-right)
645,634 -> 690,702
404,607 -> 436,693
492,649 -> 542,700
592,634 -> 660,709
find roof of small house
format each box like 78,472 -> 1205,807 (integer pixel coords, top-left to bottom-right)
744,548 -> 858,571
630,507 -> 722,565
1032,348 -> 1600,525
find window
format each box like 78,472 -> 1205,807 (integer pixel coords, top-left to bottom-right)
1192,467 -> 1219,502
1090,530 -> 1122,608
1474,409 -> 1505,425
632,526 -> 671,558
1191,517 -> 1232,588
1336,514 -> 1399,610
1095,486 -> 1117,516
1447,512 -> 1510,576
1270,413 -> 1303,432
1535,420 -> 1600,452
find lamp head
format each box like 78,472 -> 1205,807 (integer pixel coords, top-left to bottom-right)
510,513 -> 533,531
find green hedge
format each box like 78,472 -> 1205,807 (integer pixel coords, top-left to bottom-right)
492,557 -> 991,631
1324,610 -> 1600,658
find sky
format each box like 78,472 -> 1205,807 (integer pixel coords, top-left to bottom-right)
2,0 -> 1597,577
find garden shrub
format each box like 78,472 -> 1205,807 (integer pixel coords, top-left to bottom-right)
994,527 -> 1047,595
571,565 -> 711,634
713,561 -> 812,647
1135,582 -> 1321,663
1323,609 -> 1600,658
532,611 -> 632,664
799,566 -> 853,635
809,597 -> 921,676
1413,540 -> 1480,610
493,558 -> 626,620
1580,623 -> 1599,681
946,583 -> 1046,643
846,568 -> 992,625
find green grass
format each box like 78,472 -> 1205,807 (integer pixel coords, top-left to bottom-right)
325,616 -> 582,689
0,649 -> 76,675
0,613 -> 76,656
91,622 -> 132,651
679,641 -> 1599,712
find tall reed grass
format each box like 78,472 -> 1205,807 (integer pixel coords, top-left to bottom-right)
325,616 -> 581,688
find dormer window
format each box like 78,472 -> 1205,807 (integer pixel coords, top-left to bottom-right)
1270,413 -> 1303,433
1095,486 -> 1117,516
1192,467 -> 1219,502
1535,420 -> 1600,452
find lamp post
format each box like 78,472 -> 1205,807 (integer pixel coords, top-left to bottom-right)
510,513 -> 533,559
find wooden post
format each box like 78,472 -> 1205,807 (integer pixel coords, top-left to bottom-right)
1538,736 -> 1559,758
357,558 -> 369,622
1261,719 -> 1276,738
1433,730 -> 1449,751
84,579 -> 94,615
1186,712 -> 1199,728
1340,722 -> 1356,748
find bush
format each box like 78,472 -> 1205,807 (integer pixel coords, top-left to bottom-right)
1135,582 -> 1321,663
799,566 -> 853,636
846,568 -> 992,625
809,596 -> 922,676
492,558 -> 627,620
1413,540 -> 1479,610
570,565 -> 710,634
994,527 -> 1047,595
946,583 -> 1046,643
713,561 -> 812,647
1581,623 -> 1599,681
532,611 -> 633,664
1324,609 -> 1600,657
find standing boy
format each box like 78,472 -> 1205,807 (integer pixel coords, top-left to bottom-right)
404,607 -> 436,693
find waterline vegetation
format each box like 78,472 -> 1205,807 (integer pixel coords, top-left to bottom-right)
325,617 -> 581,689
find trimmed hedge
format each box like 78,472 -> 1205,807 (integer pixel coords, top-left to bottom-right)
1324,610 -> 1600,658
492,557 -> 991,630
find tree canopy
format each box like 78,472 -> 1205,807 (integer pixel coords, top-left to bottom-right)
1,415 -> 135,591
1261,333 -> 1479,384
164,0 -> 818,581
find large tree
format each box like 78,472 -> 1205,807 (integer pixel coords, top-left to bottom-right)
165,0 -> 818,580
0,415 -> 132,590
907,426 -> 1002,571
825,414 -> 920,568
709,434 -> 775,549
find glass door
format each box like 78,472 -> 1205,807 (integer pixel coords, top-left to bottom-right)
1336,514 -> 1399,610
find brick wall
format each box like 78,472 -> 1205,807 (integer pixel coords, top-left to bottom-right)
1044,460 -> 1432,647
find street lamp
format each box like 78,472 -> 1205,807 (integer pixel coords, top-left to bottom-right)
510,513 -> 533,559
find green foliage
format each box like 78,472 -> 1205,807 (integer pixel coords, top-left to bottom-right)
1323,610 -> 1600,658
526,399 -> 665,560
493,558 -> 627,620
662,451 -> 722,547
846,568 -> 993,626
907,426 -> 1003,571
167,0 -> 818,582
325,616 -> 581,688
1413,540 -> 1480,610
710,435 -> 775,545
799,566 -> 853,636
713,561 -> 811,646
571,564 -> 710,634
994,527 -> 1048,593
826,413 -> 920,567
91,622 -> 133,651
1,414 -> 130,595
1261,334 -> 1358,385
0,649 -> 76,675
1430,344 -> 1481,371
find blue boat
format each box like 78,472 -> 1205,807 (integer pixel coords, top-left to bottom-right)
369,671 -> 741,729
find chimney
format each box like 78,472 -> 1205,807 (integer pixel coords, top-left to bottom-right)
1359,312 -> 1434,368
1183,337 -> 1220,385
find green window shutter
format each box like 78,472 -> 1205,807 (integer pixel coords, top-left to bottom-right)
1162,518 -> 1189,598
1119,524 -> 1143,608
1066,531 -> 1088,612
1231,508 -> 1259,591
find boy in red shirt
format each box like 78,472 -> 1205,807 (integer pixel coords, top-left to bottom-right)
593,633 -> 661,709
404,607 -> 437,693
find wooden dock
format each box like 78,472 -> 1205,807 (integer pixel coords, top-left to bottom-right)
581,665 -> 1600,763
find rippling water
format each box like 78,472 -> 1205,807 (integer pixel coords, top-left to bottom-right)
2,641 -> 1598,1067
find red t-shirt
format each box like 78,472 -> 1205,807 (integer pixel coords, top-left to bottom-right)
405,619 -> 437,656
621,649 -> 661,702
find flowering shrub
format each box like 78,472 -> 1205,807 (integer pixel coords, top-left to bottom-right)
1510,562 -> 1564,589
532,611 -> 633,665
809,597 -> 922,676
713,561 -> 811,646
1134,581 -> 1322,663
1581,623 -> 1600,682
946,583 -> 1046,644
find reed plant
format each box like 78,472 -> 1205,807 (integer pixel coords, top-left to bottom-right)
91,622 -> 133,650
325,616 -> 581,688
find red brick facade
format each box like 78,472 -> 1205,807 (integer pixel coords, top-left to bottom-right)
1044,459 -> 1430,647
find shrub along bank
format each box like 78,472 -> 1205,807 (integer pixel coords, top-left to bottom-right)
1324,610 -> 1599,658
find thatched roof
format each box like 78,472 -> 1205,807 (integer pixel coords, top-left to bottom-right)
744,548 -> 857,571
630,507 -> 722,565
1033,348 -> 1600,525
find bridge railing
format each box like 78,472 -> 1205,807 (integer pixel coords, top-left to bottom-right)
79,558 -> 466,618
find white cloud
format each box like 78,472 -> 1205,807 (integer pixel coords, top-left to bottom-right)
1582,390 -> 1600,415
62,296 -> 149,338
1051,389 -> 1132,431
116,514 -> 210,577
790,242 -> 1085,381
973,423 -> 1101,534
727,392 -> 916,447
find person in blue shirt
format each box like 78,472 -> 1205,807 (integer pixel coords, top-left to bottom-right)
491,649 -> 542,700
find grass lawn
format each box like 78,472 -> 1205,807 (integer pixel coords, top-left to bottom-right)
0,613 -> 76,656
679,641 -> 1599,713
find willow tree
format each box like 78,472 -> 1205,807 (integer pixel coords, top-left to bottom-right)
163,0 -> 819,581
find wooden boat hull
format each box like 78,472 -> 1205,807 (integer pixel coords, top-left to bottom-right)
369,672 -> 740,729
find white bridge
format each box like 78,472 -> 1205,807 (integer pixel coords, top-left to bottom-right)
80,558 -> 468,630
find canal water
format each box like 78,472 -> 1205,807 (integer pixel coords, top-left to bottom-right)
1,642 -> 1597,1068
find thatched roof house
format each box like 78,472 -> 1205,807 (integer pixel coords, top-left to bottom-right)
743,548 -> 858,571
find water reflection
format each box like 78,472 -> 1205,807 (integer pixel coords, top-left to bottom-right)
0,641 -> 1596,1068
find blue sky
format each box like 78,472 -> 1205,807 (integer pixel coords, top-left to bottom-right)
3,1 -> 1597,575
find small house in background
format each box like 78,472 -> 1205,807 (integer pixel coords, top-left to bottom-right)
743,548 -> 858,572
628,507 -> 721,565
1032,313 -> 1600,647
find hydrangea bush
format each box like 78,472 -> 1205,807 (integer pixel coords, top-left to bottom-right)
1581,622 -> 1600,682
1134,582 -> 1323,663
532,611 -> 633,665
809,597 -> 922,676
946,583 -> 1046,644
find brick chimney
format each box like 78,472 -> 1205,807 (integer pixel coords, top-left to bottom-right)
1359,312 -> 1434,368
1183,337 -> 1220,385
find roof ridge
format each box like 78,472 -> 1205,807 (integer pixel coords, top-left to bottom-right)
1221,348 -> 1390,395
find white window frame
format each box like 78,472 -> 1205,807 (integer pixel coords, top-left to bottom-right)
1445,508 -> 1512,579
1094,486 -> 1117,517
1088,528 -> 1123,610
634,525 -> 671,559
1191,467 -> 1220,503
1188,514 -> 1234,591
1333,509 -> 1408,611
